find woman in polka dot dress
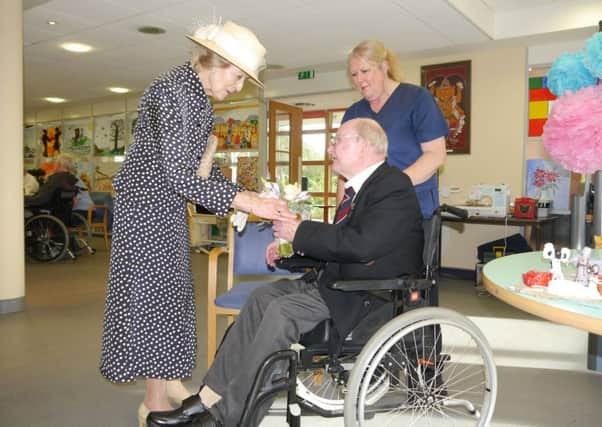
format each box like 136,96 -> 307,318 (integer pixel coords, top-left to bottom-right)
99,20 -> 294,425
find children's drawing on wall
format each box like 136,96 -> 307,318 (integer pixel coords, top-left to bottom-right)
526,159 -> 571,214
94,114 -> 126,156
38,123 -> 62,158
23,125 -> 38,163
212,110 -> 258,150
125,111 -> 138,153
64,119 -> 93,155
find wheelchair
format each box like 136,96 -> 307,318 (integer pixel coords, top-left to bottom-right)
25,189 -> 94,263
241,204 -> 497,427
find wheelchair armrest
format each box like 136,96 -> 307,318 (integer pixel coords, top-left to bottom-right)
330,276 -> 435,292
275,255 -> 324,272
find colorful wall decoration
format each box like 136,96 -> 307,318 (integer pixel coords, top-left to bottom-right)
528,75 -> 556,137
236,156 -> 260,191
63,118 -> 93,156
23,125 -> 37,163
212,109 -> 259,151
94,114 -> 126,156
420,60 -> 471,154
125,111 -> 138,153
38,122 -> 63,158
525,159 -> 570,214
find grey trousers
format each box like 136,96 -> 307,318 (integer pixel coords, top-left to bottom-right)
204,278 -> 331,427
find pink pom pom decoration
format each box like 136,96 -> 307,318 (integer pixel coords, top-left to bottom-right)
542,85 -> 602,174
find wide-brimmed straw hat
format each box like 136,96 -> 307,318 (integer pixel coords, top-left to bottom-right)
187,20 -> 266,88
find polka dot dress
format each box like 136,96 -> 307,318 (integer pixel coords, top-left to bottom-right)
100,63 -> 238,382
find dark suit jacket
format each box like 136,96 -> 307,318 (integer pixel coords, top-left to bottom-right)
24,171 -> 77,208
293,163 -> 424,342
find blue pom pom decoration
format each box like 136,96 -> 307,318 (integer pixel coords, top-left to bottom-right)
583,32 -> 602,79
547,51 -> 596,96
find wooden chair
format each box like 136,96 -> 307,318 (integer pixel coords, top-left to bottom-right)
87,204 -> 110,249
206,219 -> 297,367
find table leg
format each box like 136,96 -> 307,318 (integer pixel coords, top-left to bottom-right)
588,333 -> 602,372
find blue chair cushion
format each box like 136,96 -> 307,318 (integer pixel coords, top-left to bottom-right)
214,280 -> 267,309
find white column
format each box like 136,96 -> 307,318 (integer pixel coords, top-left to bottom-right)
0,0 -> 25,314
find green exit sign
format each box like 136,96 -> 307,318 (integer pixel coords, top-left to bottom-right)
297,70 -> 315,80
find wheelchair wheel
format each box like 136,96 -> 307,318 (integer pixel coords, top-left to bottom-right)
344,307 -> 497,427
25,214 -> 70,263
295,355 -> 351,415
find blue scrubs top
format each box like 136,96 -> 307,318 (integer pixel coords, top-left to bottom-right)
343,83 -> 448,218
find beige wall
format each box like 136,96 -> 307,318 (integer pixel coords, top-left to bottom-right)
400,47 -> 527,269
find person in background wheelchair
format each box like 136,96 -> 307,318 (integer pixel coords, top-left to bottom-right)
24,154 -> 78,218
148,118 -> 424,427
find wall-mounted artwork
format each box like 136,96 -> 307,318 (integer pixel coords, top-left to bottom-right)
212,107 -> 259,150
528,71 -> 556,137
23,125 -> 38,163
236,156 -> 260,191
125,111 -> 138,153
421,60 -> 471,154
63,118 -> 93,156
525,159 -> 570,214
38,122 -> 63,158
94,113 -> 126,156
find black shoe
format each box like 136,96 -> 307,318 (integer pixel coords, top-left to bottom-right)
147,395 -> 208,426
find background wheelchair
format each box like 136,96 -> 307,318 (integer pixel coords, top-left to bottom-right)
240,204 -> 497,427
25,188 -> 94,263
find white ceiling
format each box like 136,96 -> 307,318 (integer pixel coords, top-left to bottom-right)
23,0 -> 601,111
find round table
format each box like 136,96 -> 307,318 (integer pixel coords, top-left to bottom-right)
482,251 -> 602,335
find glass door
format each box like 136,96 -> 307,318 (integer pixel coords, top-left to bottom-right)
268,100 -> 302,185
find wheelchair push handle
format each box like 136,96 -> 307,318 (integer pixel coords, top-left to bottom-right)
439,204 -> 469,220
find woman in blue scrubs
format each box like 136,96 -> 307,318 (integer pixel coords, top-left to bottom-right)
341,40 -> 448,221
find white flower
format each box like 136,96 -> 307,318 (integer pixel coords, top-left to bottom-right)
282,183 -> 301,201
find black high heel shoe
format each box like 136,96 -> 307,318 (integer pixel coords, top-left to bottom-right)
146,395 -> 222,427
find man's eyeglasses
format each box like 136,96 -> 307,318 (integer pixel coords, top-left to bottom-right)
330,134 -> 361,146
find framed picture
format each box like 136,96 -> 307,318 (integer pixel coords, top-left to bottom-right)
421,60 -> 471,154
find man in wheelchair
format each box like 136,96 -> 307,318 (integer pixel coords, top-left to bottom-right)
148,118 -> 425,427
24,154 -> 78,219
24,154 -> 92,261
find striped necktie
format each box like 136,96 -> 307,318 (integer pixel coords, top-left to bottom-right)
334,186 -> 356,224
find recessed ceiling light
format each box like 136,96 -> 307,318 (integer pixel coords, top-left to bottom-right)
108,87 -> 130,94
60,42 -> 93,53
137,26 -> 166,35
44,97 -> 66,103
47,20 -> 57,26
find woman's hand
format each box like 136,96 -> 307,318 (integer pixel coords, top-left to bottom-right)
272,217 -> 301,243
265,240 -> 280,267
232,191 -> 295,221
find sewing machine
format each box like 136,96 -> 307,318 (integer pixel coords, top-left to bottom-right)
456,184 -> 510,218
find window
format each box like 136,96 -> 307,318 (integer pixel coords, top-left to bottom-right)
301,109 -> 345,222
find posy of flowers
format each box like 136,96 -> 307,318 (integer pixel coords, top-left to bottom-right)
260,179 -> 312,257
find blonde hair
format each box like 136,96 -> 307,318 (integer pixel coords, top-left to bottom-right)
191,46 -> 232,72
348,40 -> 403,82
354,118 -> 388,155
